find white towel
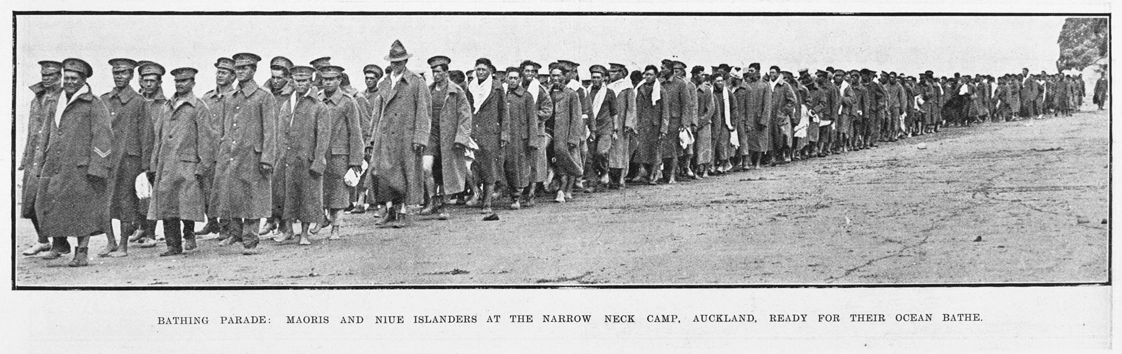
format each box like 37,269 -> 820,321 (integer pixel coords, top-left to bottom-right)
55,83 -> 89,127
720,88 -> 733,130
527,79 -> 544,102
591,85 -> 608,119
344,168 -> 361,187
135,173 -> 151,199
468,77 -> 492,114
794,104 -> 810,138
651,79 -> 662,105
678,129 -> 693,149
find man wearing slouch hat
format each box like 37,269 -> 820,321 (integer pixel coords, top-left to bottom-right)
371,40 -> 432,228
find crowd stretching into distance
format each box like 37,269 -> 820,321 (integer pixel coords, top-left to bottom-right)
19,40 -> 1110,267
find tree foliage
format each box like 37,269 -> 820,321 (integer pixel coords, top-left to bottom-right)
1056,17 -> 1108,71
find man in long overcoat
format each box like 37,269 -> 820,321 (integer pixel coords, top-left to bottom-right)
834,69 -> 857,153
1093,74 -> 1108,110
465,58 -> 507,213
770,68 -> 798,163
673,61 -> 698,179
260,56 -> 295,236
584,65 -> 618,190
100,58 -> 153,257
198,57 -> 238,239
518,60 -> 553,206
503,67 -> 538,208
20,60 -> 64,257
274,66 -> 329,245
606,63 -> 637,189
315,65 -> 364,238
34,58 -> 113,267
348,64 -> 382,215
418,56 -> 470,220
634,65 -> 668,183
126,62 -> 168,248
740,63 -> 771,169
690,66 -> 715,177
1020,69 -> 1041,118
710,73 -> 737,174
658,62 -> 690,184
372,40 -> 432,227
149,67 -> 214,256
548,64 -> 585,202
211,53 -> 278,255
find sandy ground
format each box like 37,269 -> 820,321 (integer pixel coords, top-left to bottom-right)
13,108 -> 1109,286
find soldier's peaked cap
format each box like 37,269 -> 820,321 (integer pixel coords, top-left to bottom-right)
232,53 -> 262,67
291,66 -> 316,78
309,57 -> 331,69
362,64 -> 383,75
270,56 -> 294,71
138,62 -> 166,77
214,57 -> 236,72
318,65 -> 345,78
38,60 -> 63,75
61,58 -> 93,78
170,67 -> 198,80
589,64 -> 608,76
108,58 -> 138,72
427,55 -> 451,68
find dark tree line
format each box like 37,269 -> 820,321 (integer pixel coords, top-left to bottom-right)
1056,17 -> 1108,72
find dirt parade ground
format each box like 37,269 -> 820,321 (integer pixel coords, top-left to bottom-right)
13,107 -> 1109,286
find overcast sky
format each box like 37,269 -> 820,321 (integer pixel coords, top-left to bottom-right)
16,15 -> 1077,90
11,14 -> 1088,161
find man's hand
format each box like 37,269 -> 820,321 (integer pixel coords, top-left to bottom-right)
454,142 -> 467,150
413,143 -> 425,153
259,163 -> 272,175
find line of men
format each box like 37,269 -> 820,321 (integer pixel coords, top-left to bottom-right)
18,39 -> 1101,267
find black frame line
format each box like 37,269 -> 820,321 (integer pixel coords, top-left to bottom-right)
9,11 -> 1112,291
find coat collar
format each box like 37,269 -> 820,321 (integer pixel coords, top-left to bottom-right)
171,92 -> 200,110
321,88 -> 347,105
267,78 -> 294,96
29,82 -> 45,95
143,87 -> 167,102
380,67 -> 418,104
507,83 -> 526,97
237,79 -> 260,96
108,85 -> 139,104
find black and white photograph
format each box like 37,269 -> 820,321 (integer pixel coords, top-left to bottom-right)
11,13 -> 1109,286
1,1 -> 1116,352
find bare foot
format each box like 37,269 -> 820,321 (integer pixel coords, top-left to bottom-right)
107,250 -> 128,258
97,245 -> 118,257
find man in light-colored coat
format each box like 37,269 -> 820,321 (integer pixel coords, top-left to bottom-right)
371,40 -> 432,227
